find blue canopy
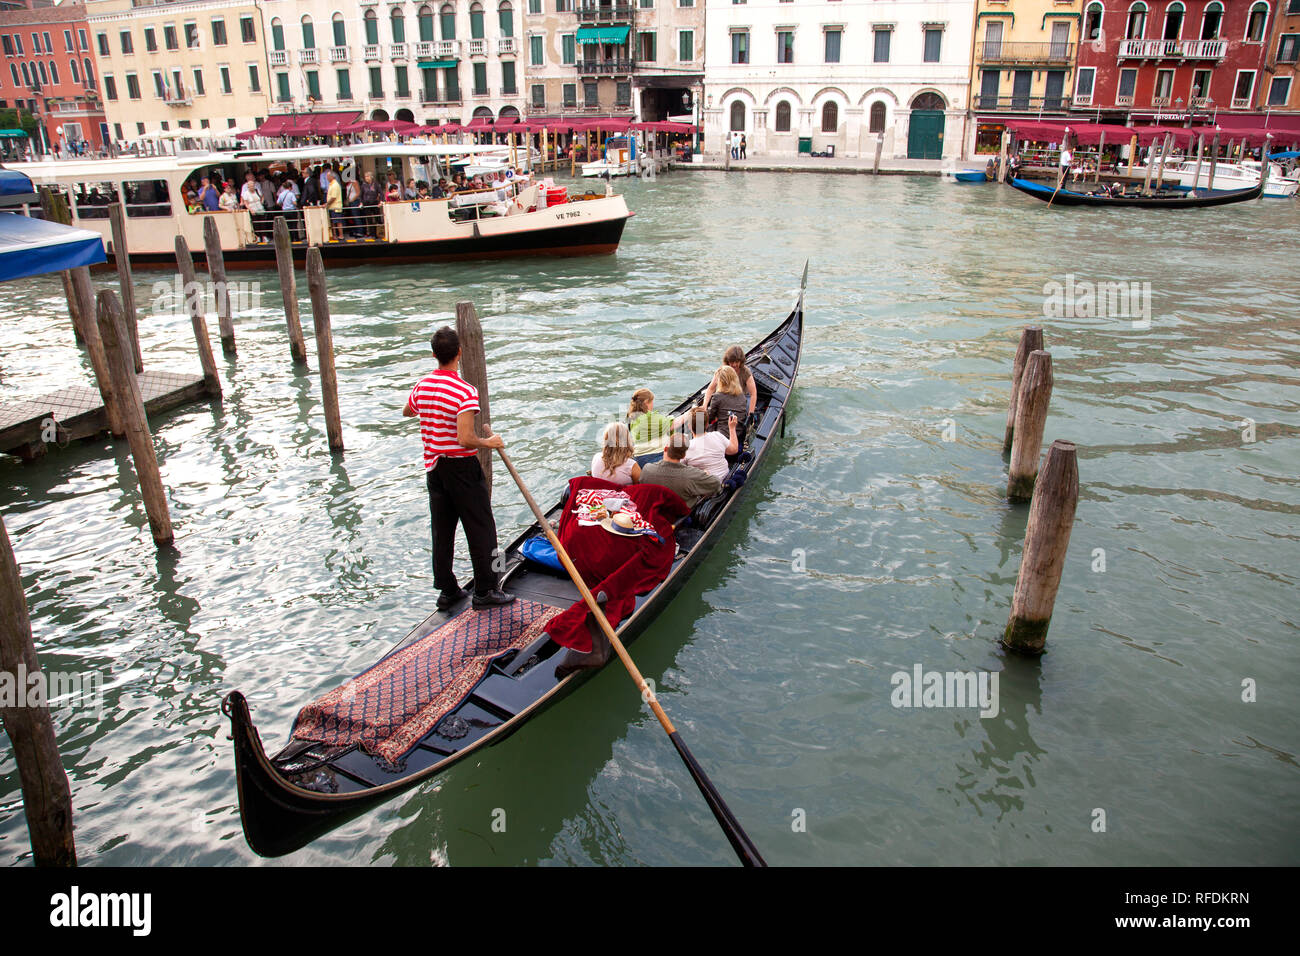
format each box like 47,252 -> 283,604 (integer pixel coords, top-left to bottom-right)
1270,150 -> 1300,159
0,212 -> 107,282
0,167 -> 37,199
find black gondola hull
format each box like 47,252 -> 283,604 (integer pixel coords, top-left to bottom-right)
1008,176 -> 1264,208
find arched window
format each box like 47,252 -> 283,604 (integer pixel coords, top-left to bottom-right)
470,3 -> 485,40
332,13 -> 346,48
774,101 -> 791,132
441,4 -> 456,41
499,2 -> 514,37
821,101 -> 838,133
82,57 -> 93,87
419,5 -> 435,42
1126,2 -> 1148,40
729,100 -> 745,132
499,104 -> 519,120
1201,1 -> 1223,40
1163,1 -> 1184,40
911,91 -> 946,111
70,58 -> 80,83
1085,2 -> 1104,41
20,62 -> 30,86
38,61 -> 47,85
271,18 -> 284,51
365,11 -> 379,45
49,61 -> 58,85
8,64 -> 17,86
1246,2 -> 1269,42
392,9 -> 406,43
301,16 -> 315,50
869,102 -> 886,132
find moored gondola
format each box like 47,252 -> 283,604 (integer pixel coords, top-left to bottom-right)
1008,176 -> 1264,208
223,271 -> 805,858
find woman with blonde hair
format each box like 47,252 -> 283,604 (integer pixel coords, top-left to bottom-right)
703,345 -> 757,415
592,422 -> 641,485
626,388 -> 676,458
706,365 -> 749,433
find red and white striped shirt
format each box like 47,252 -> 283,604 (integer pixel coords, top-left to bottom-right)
408,369 -> 479,470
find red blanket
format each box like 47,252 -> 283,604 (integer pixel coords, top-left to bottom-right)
546,476 -> 688,652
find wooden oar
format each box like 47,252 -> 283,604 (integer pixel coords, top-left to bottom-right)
1047,164 -> 1068,207
495,446 -> 767,867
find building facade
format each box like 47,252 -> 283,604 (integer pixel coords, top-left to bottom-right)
86,0 -> 271,144
1071,0 -> 1274,129
967,1 -> 1081,155
521,0 -> 704,122
1260,0 -> 1300,111
702,0 -> 976,160
0,2 -> 108,153
261,0 -> 526,127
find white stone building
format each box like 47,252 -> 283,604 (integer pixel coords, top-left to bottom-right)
260,0 -> 526,126
702,0 -> 976,160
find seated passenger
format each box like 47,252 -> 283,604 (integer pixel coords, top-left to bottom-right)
591,422 -> 641,485
627,388 -> 675,457
702,345 -> 758,416
706,366 -> 750,434
639,433 -> 721,509
682,406 -> 737,483
218,181 -> 239,211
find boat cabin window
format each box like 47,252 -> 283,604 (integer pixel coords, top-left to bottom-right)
123,179 -> 172,218
73,181 -> 119,219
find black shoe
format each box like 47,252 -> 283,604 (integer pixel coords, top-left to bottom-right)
472,588 -> 516,609
436,586 -> 469,611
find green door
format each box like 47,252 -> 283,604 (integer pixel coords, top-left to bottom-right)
908,110 -> 945,159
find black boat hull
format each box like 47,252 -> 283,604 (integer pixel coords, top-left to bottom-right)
1008,176 -> 1264,208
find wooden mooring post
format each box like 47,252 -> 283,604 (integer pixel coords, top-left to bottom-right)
1003,439 -> 1078,655
1007,350 -> 1053,502
1003,327 -> 1044,454
305,248 -> 344,452
174,236 -> 222,398
455,300 -> 493,495
39,188 -> 85,345
108,204 -> 143,373
203,216 -> 236,355
69,267 -> 126,437
874,133 -> 885,175
96,291 -> 174,548
272,217 -> 309,366
0,515 -> 77,866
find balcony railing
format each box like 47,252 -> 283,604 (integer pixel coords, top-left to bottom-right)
390,43 -> 408,60
275,94 -> 293,104
164,94 -> 192,106
501,86 -> 518,96
1152,95 -> 1172,107
1190,96 -> 1209,108
298,48 -> 318,66
468,38 -> 486,56
972,94 -> 1071,112
1074,93 -> 1092,106
1116,93 -> 1134,106
1231,96 -> 1251,109
330,46 -> 350,63
364,44 -> 381,62
394,90 -> 411,99
270,50 -> 288,67
472,86 -> 490,97
577,2 -> 634,22
422,94 -> 462,105
498,37 -> 516,55
436,39 -> 458,57
977,41 -> 1075,64
1118,37 -> 1227,60
527,101 -> 547,113
578,58 -> 636,75
414,41 -> 434,58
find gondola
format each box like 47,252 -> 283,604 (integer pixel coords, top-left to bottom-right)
222,269 -> 806,858
1008,176 -> 1263,208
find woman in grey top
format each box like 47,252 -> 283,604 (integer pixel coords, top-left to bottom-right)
706,366 -> 750,433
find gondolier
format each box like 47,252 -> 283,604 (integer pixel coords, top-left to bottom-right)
404,326 -> 515,611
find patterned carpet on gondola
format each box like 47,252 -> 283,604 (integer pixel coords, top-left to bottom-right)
290,600 -> 560,766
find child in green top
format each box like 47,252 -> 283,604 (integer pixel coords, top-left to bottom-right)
627,388 -> 676,457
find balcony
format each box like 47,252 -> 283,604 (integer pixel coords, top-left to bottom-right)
578,58 -> 636,75
164,94 -> 192,106
527,101 -> 547,114
276,95 -> 293,104
1118,38 -> 1227,60
337,91 -> 353,101
298,48 -> 318,66
270,50 -> 288,67
1152,95 -> 1172,107
436,40 -> 458,57
498,37 -> 516,55
414,41 -> 434,58
390,43 -> 408,60
330,46 -> 350,63
422,94 -> 462,105
394,90 -> 411,99
972,94 -> 1071,112
468,38 -> 486,57
577,2 -> 634,22
472,86 -> 490,97
1232,96 -> 1251,109
977,41 -> 1074,65
1190,96 -> 1209,109
501,86 -> 518,96
1116,93 -> 1134,106
364,44 -> 381,62
1074,93 -> 1092,106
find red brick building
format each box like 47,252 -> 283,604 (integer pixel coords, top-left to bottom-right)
1071,0 -> 1295,135
1260,0 -> 1300,111
0,2 -> 107,155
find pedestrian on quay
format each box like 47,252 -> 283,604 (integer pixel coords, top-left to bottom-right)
403,326 -> 515,611
740,134 -> 747,160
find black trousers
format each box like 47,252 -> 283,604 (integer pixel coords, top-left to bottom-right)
426,455 -> 499,595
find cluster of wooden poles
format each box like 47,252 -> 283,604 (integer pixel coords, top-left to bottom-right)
999,327 -> 1078,656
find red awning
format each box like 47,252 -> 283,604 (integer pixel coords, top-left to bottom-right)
241,111 -> 360,138
1190,125 -> 1287,147
576,118 -> 632,132
466,117 -> 493,128
1131,124 -> 1197,147
633,121 -> 697,134
494,116 -> 520,127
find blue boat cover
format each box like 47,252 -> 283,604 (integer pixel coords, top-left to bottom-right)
0,167 -> 36,198
1270,150 -> 1300,159
0,212 -> 107,282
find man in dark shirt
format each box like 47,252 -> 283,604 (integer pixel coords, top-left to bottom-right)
638,433 -> 721,508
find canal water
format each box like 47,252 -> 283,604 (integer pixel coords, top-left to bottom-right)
1,172 -> 1297,866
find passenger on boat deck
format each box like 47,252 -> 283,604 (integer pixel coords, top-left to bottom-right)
417,183 -> 431,199
219,182 -> 239,211
197,177 -> 220,212
682,406 -> 738,483
257,171 -> 276,211
702,344 -> 758,416
627,388 -> 676,457
385,178 -> 402,202
276,181 -> 297,211
405,178 -> 418,200
240,172 -> 262,211
301,169 -> 322,207
591,422 -> 641,485
326,171 -> 344,240
704,366 -> 750,433
638,433 -> 721,509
